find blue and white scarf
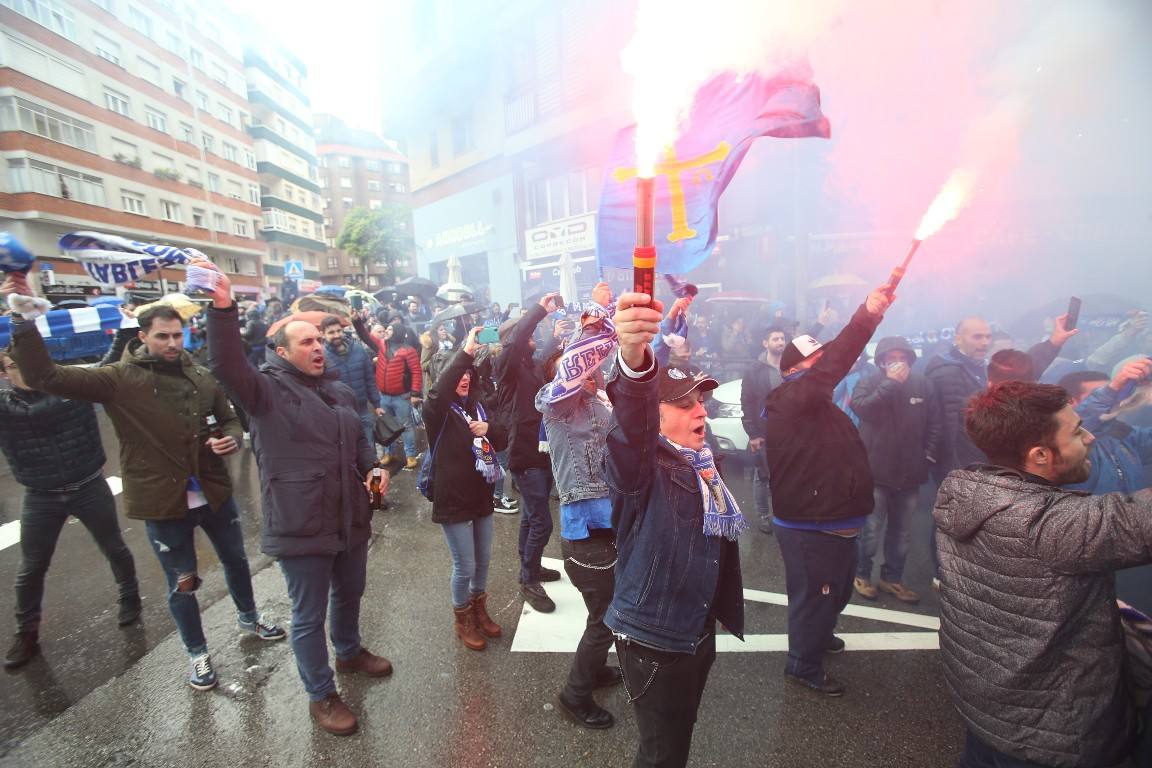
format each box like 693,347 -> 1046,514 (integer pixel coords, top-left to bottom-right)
674,443 -> 747,541
539,302 -> 617,405
59,231 -> 203,286
451,402 -> 503,484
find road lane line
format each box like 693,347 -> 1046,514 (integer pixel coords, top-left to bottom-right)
105,475 -> 123,496
512,558 -> 940,653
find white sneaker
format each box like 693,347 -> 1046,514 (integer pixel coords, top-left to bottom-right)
493,496 -> 519,514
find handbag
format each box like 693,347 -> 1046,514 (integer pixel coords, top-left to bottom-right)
373,411 -> 406,448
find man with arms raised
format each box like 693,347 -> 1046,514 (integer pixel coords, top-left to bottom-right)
198,260 -> 391,736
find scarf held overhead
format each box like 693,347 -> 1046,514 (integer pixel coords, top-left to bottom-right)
58,231 -> 205,286
540,302 -> 618,405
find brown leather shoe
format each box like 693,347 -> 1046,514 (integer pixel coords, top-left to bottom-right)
853,577 -> 878,600
454,605 -> 487,651
335,647 -> 393,677
470,592 -> 502,638
878,580 -> 921,604
309,693 -> 359,736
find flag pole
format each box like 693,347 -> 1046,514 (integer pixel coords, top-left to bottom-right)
633,177 -> 655,296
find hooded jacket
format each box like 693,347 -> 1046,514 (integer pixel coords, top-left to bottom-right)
423,349 -> 509,524
10,320 -> 240,520
935,466 -> 1152,767
207,304 -> 376,557
493,304 -> 554,472
354,317 -> 422,397
851,337 -> 941,489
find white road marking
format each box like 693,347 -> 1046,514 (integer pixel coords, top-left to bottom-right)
0,476 -> 125,553
512,557 -> 940,653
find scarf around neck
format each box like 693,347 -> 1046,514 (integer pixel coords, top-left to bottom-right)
669,440 -> 747,541
451,401 -> 503,484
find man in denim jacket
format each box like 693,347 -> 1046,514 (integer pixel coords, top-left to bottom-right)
605,292 -> 747,768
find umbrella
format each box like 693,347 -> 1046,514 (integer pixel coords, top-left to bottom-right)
433,302 -> 484,323
379,276 -> 438,301
558,253 -> 579,307
808,273 -> 867,292
312,284 -> 347,297
344,288 -> 380,308
89,295 -> 125,306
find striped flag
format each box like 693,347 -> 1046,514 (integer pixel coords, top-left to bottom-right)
0,305 -> 127,347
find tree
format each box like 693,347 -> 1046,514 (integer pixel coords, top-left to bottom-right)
334,206 -> 412,288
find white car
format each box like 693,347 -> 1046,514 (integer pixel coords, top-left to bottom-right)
705,378 -> 749,460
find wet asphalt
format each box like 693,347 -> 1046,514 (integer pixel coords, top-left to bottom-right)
0,407 -> 964,767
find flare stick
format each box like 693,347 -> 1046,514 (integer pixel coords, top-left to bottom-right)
885,239 -> 921,296
633,176 -> 656,297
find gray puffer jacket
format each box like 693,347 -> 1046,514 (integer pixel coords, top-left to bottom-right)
935,466 -> 1152,768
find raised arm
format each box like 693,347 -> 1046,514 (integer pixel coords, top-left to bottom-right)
1034,490 -> 1152,574
9,320 -> 124,402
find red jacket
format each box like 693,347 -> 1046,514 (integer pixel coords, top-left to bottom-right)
371,340 -> 422,396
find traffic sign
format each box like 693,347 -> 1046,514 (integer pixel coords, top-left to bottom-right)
283,260 -> 305,280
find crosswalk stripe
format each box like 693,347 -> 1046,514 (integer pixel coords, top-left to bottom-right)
511,557 -> 940,653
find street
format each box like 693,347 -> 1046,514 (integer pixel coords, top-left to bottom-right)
0,408 -> 963,768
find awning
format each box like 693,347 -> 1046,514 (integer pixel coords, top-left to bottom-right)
232,285 -> 262,295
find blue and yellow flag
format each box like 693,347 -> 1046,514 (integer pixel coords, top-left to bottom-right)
596,67 -> 830,275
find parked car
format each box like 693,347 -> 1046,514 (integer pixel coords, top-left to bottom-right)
705,378 -> 749,462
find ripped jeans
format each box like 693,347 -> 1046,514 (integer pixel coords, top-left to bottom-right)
144,498 -> 257,655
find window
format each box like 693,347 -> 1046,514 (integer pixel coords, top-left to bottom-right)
191,208 -> 206,227
367,180 -> 381,192
339,177 -> 351,189
93,33 -> 121,64
145,108 -> 167,133
243,150 -> 256,170
222,143 -> 237,162
227,180 -> 242,200
389,181 -> 407,194
225,256 -> 240,273
369,199 -> 382,210
195,91 -> 209,111
164,30 -> 183,57
451,114 -> 475,156
128,6 -> 153,36
248,184 -> 260,204
121,190 -> 146,215
201,133 -> 214,152
342,197 -> 353,209
387,162 -> 405,175
190,48 -> 203,70
179,122 -> 194,142
337,156 -> 350,168
207,173 -> 220,192
213,212 -> 226,231
216,104 -> 232,126
172,78 -> 186,99
4,0 -> 76,39
326,256 -> 339,270
209,62 -> 227,85
428,130 -> 439,168
232,219 -> 248,236
160,199 -> 181,222
90,0 -> 112,11
365,160 -> 381,172
136,56 -> 160,86
1,96 -> 96,152
104,89 -> 130,116
7,158 -> 105,205
185,164 -> 200,183
307,254 -> 317,267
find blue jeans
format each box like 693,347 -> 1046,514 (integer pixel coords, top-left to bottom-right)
775,526 -> 857,681
957,729 -> 1051,767
857,485 -> 919,583
278,538 -> 369,701
513,467 -> 554,584
379,393 -> 416,457
752,464 -> 775,529
15,476 -> 138,633
359,407 -> 376,456
492,450 -> 509,499
441,516 -> 494,608
144,498 -> 257,655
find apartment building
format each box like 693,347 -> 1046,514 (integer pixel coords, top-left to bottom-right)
314,112 -> 413,288
0,0 -> 269,301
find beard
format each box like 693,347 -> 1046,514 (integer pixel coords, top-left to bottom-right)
1052,446 -> 1092,485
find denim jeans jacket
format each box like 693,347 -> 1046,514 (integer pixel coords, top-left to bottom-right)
603,366 -> 744,653
535,386 -> 611,505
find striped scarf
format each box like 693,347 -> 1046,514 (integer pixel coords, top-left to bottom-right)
451,402 -> 503,484
674,443 -> 747,541
539,302 -> 617,405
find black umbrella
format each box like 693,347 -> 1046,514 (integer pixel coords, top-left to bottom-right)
377,276 -> 438,302
433,301 -> 484,323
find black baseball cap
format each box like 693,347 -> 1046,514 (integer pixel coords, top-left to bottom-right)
659,365 -> 719,402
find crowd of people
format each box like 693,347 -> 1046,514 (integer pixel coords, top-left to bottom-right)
2,261 -> 1152,768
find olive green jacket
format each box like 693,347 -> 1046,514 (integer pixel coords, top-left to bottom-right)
10,320 -> 242,521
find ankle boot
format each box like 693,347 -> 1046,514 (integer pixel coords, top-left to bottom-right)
453,604 -> 486,651
470,592 -> 502,638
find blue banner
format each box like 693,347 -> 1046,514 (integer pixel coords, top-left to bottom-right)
596,67 -> 830,276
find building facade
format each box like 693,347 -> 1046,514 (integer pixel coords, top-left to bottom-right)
389,0 -> 632,308
242,44 -> 324,298
0,0 -> 268,301
314,112 -> 413,289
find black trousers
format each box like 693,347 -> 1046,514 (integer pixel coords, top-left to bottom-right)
617,629 -> 716,768
561,532 -> 616,702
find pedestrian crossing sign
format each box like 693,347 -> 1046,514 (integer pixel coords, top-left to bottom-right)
283,260 -> 305,280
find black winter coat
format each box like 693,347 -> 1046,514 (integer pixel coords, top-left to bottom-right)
851,371 -> 941,490
763,305 -> 881,523
493,304 -> 553,473
924,349 -> 987,476
0,389 -> 105,490
423,350 -> 509,525
740,358 -> 782,441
